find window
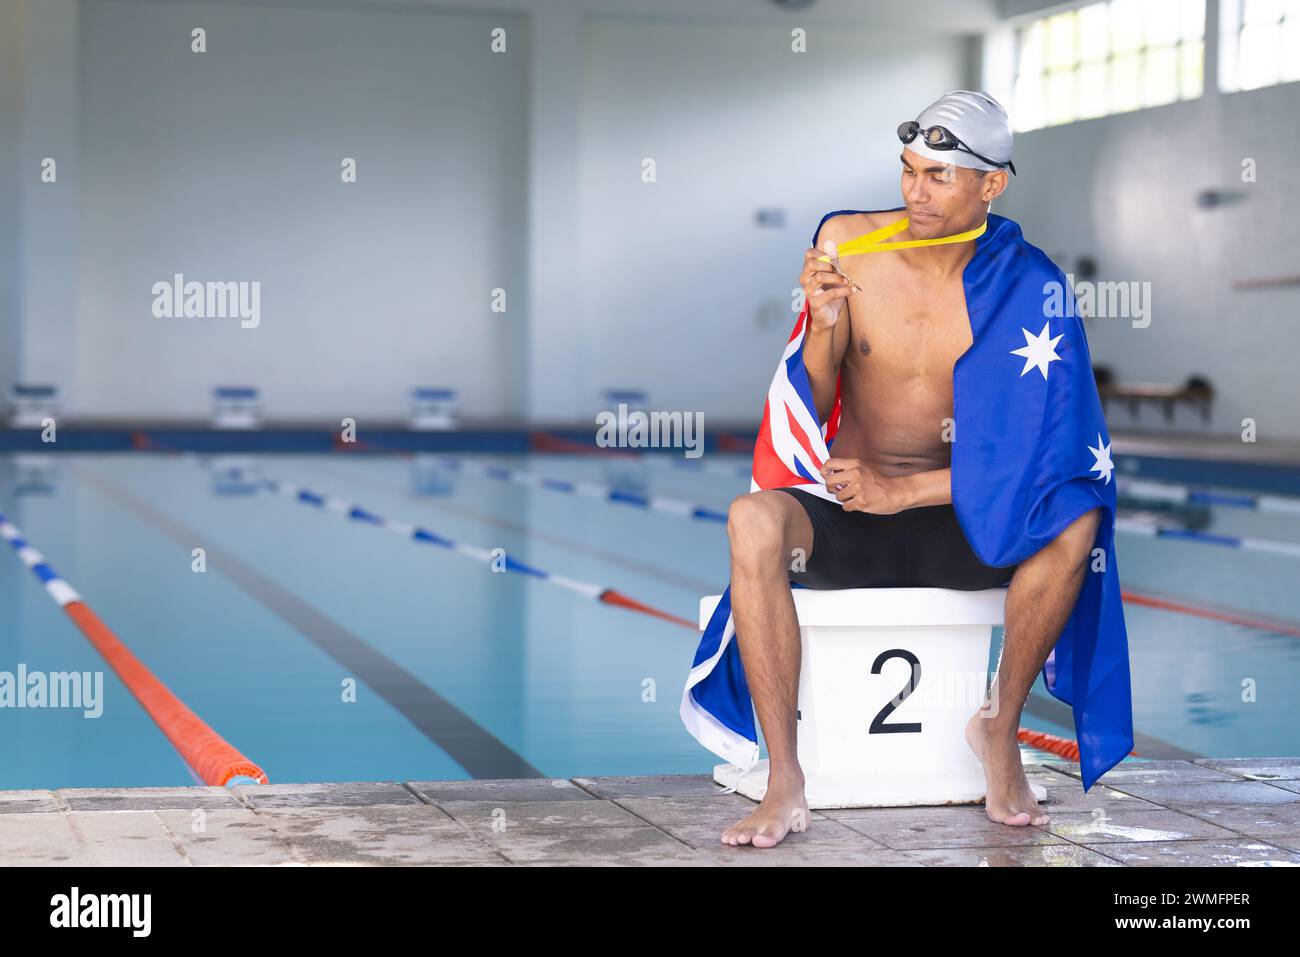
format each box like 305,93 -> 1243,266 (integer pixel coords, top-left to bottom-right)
1013,0 -> 1206,131
1219,0 -> 1300,91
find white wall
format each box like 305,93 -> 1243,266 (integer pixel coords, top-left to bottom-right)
15,0 -> 81,404
575,17 -> 969,422
0,0 -> 21,394
2,0 -> 995,426
71,0 -> 528,422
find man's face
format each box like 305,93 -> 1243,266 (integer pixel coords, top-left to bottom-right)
899,147 -> 1004,237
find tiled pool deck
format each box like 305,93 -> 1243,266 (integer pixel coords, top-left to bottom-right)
3,758 -> 1300,866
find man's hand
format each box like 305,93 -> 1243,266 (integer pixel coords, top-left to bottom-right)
820,457 -> 911,514
800,240 -> 857,331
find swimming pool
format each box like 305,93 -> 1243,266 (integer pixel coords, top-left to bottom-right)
2,449 -> 1298,790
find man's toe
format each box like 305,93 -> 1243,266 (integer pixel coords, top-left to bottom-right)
722,824 -> 755,846
990,808 -> 1032,826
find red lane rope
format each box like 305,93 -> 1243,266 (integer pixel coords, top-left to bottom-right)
1016,727 -> 1139,762
529,431 -> 637,457
1120,589 -> 1300,639
332,434 -> 388,454
62,600 -> 268,786
717,433 -> 755,454
1017,728 -> 1081,761
598,589 -> 698,630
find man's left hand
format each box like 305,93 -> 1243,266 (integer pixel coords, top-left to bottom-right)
820,458 -> 911,514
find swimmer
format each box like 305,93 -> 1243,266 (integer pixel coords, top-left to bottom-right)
720,91 -> 1101,848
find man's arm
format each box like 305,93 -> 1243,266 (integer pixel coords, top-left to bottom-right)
821,459 -> 951,514
901,467 -> 952,508
803,312 -> 850,422
800,217 -> 853,422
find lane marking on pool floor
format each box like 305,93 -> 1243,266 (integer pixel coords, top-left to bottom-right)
0,509 -> 268,788
76,467 -> 545,780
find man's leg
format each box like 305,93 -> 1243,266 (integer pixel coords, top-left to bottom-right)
965,506 -> 1102,826
719,489 -> 815,848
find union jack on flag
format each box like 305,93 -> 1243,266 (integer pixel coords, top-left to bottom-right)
681,209 -> 1133,790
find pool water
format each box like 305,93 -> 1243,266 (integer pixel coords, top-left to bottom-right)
1,451 -> 1298,789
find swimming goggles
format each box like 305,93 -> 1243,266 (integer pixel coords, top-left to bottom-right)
897,120 -> 1017,176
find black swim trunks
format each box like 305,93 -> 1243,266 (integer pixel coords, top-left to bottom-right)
777,486 -> 1017,591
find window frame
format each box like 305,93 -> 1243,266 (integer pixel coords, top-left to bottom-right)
1010,0 -> 1207,132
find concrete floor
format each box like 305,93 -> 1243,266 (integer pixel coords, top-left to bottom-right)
3,758 -> 1300,866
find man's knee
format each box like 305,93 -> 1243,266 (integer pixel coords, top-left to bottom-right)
1048,506 -> 1102,572
727,492 -> 790,567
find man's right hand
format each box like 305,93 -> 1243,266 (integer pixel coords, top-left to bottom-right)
800,240 -> 856,331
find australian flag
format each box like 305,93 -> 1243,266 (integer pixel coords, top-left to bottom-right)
680,209 -> 1134,791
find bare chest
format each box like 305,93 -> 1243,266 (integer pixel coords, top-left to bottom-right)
842,263 -> 974,380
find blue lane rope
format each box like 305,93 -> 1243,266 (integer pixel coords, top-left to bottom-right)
1117,477 -> 1300,515
180,455 -> 701,630
429,456 -> 729,523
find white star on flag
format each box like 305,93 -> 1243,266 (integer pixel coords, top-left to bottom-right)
1089,433 -> 1114,484
1011,322 -> 1064,380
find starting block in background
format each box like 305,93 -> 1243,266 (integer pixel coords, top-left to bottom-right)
700,587 -> 1047,809
207,456 -> 261,496
7,384 -> 59,428
410,454 -> 457,496
598,388 -> 647,418
212,386 -> 261,429
10,454 -> 58,496
410,388 -> 458,430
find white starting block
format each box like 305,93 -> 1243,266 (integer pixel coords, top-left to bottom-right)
7,384 -> 59,428
11,454 -> 57,495
410,454 -> 457,496
212,386 -> 261,429
701,587 -> 1047,809
207,456 -> 261,496
598,388 -> 648,419
410,388 -> 458,431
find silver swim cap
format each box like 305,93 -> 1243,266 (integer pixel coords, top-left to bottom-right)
902,90 -> 1014,174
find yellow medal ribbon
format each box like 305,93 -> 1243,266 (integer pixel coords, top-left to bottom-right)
815,216 -> 986,262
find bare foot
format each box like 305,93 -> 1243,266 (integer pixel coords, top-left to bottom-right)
965,714 -> 1049,827
720,777 -> 810,848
